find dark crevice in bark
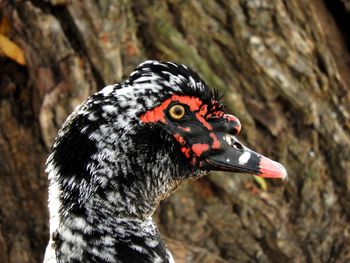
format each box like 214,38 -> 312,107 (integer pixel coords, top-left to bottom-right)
316,51 -> 330,77
198,1 -> 231,36
324,0 -> 350,52
216,0 -> 238,39
29,0 -> 106,89
257,237 -> 290,263
50,8 -> 106,89
166,2 -> 187,39
130,3 -> 159,59
327,240 -> 344,263
239,1 -> 250,27
319,135 -> 350,224
0,58 -> 32,126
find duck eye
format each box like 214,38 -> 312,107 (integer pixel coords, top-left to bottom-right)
169,104 -> 186,120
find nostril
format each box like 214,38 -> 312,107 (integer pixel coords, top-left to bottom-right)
233,141 -> 243,150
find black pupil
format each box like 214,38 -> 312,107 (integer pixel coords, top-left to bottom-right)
174,107 -> 183,115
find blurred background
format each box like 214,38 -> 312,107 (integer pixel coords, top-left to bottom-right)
1,0 -> 350,262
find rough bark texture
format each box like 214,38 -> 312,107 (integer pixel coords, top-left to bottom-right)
1,0 -> 350,262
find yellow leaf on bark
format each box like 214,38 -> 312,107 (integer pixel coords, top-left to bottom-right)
254,176 -> 268,191
0,34 -> 26,65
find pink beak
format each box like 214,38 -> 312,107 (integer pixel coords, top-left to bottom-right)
259,155 -> 288,180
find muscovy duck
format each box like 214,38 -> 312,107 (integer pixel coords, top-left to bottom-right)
43,60 -> 287,263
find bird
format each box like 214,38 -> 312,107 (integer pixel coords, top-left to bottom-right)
43,60 -> 287,263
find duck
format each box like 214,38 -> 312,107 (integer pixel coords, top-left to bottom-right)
43,60 -> 287,263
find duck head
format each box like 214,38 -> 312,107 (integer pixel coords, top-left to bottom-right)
139,87 -> 287,181
136,61 -> 287,181
48,60 -> 287,221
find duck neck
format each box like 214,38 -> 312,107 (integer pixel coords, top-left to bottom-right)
48,133 -> 189,231
46,149 -> 180,262
47,199 -> 173,263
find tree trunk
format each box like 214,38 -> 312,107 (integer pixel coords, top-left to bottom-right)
1,0 -> 350,262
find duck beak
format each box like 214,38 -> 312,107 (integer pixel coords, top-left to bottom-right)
202,133 -> 288,180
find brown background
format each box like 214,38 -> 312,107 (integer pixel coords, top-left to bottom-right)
1,0 -> 350,262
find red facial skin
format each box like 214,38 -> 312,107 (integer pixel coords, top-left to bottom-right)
195,113 -> 212,130
140,94 -> 240,163
141,95 -> 287,179
209,133 -> 221,149
191,144 -> 209,157
181,146 -> 191,159
173,134 -> 185,145
140,95 -> 202,123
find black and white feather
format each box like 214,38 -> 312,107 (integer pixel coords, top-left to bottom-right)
44,60 -> 215,263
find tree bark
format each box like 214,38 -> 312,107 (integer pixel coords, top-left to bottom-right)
1,0 -> 350,262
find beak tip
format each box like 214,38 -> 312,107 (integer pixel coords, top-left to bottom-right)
279,163 -> 288,182
259,157 -> 288,181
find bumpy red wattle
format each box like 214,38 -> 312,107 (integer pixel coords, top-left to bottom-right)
224,114 -> 241,134
191,143 -> 209,157
195,113 -> 212,130
209,133 -> 221,149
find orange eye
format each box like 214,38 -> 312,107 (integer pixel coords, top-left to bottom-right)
169,104 -> 185,120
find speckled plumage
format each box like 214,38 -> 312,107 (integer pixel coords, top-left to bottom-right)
44,60 -> 287,263
44,61 -> 214,263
